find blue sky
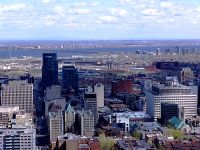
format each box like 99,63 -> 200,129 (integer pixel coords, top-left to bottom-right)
0,0 -> 200,40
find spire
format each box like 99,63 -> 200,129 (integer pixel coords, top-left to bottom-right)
66,102 -> 74,112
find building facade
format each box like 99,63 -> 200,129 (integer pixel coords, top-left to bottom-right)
48,104 -> 64,142
62,65 -> 79,95
64,103 -> 75,133
94,84 -> 104,108
0,126 -> 36,150
146,79 -> 197,120
1,80 -> 33,113
84,93 -> 98,125
42,53 -> 58,89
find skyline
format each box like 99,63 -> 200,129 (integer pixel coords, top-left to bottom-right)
0,0 -> 200,40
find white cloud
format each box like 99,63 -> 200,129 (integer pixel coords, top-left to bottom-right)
53,6 -> 66,16
68,8 -> 90,15
141,8 -> 161,16
0,3 -> 27,12
110,8 -> 128,17
41,0 -> 56,4
98,15 -> 118,24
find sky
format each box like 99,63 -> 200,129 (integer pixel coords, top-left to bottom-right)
0,0 -> 200,40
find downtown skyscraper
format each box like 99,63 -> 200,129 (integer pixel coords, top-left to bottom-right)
62,65 -> 79,95
42,53 -> 58,90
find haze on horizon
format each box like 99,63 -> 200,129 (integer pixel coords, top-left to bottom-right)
0,0 -> 200,40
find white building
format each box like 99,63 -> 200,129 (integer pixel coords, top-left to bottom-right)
0,125 -> 36,150
94,84 -> 104,108
0,80 -> 33,113
146,78 -> 197,120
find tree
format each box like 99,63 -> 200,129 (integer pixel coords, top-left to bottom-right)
132,130 -> 141,140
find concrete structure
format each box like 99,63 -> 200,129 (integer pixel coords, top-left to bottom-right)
48,103 -> 64,142
146,78 -> 197,119
0,125 -> 36,150
1,80 -> 33,113
45,97 -> 66,117
109,111 -> 153,132
84,92 -> 98,125
94,84 -> 104,108
76,110 -> 94,137
0,106 -> 19,126
45,85 -> 61,101
179,67 -> 194,83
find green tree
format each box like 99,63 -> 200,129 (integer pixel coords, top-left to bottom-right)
132,130 -> 141,140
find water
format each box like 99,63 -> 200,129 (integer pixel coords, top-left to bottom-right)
0,45 -> 200,58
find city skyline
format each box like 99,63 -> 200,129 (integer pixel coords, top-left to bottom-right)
0,0 -> 200,40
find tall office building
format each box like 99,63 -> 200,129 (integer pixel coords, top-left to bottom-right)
84,92 -> 98,125
94,84 -> 104,108
146,78 -> 197,120
42,53 -> 58,89
62,65 -> 79,95
1,80 -> 33,113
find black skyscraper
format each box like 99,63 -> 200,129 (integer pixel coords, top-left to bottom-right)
42,53 -> 58,89
62,65 -> 79,95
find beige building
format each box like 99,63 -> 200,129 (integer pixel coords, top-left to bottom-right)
1,80 -> 33,113
76,110 -> 94,137
94,84 -> 104,108
48,103 -> 64,142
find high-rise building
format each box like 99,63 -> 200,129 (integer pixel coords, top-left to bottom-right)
42,53 -> 58,89
84,92 -> 98,125
62,65 -> 79,95
179,67 -> 194,83
48,103 -> 64,142
94,84 -> 104,108
1,80 -> 33,113
75,110 -> 94,137
0,125 -> 36,150
146,78 -> 197,120
64,103 -> 75,133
